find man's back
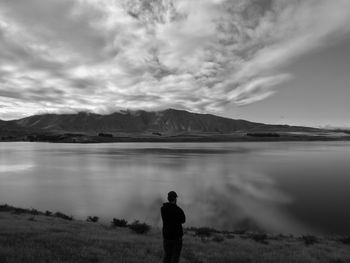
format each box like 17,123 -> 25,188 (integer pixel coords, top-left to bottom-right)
161,191 -> 185,263
161,202 -> 186,240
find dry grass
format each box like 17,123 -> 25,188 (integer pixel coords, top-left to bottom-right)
0,212 -> 350,263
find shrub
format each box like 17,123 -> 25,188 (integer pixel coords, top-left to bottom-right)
111,218 -> 128,227
129,220 -> 151,234
86,216 -> 99,223
301,235 -> 318,246
13,207 -> 29,214
251,233 -> 268,244
226,234 -> 235,239
194,227 -> 215,237
232,229 -> 246,235
98,133 -> 113,138
246,132 -> 280,137
54,212 -> 73,221
30,209 -> 40,215
0,204 -> 11,212
338,236 -> 350,245
45,210 -> 52,216
212,235 -> 225,243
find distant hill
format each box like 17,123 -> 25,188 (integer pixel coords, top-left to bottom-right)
0,119 -> 33,137
10,109 -> 319,134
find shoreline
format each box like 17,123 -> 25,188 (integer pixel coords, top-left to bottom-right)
1,204 -> 350,262
2,204 -> 350,238
1,133 -> 350,144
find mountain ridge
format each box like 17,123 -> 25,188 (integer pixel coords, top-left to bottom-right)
1,109 -> 349,143
9,108 -> 319,134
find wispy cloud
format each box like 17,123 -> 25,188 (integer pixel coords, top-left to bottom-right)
0,0 -> 350,119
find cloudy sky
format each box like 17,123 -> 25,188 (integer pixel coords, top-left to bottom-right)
0,0 -> 350,127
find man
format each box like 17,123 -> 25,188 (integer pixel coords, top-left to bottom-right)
161,191 -> 186,263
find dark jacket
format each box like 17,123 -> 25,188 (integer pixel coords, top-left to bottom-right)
161,202 -> 186,240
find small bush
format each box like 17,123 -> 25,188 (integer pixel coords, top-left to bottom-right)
86,216 -> 99,223
247,132 -> 280,137
301,235 -> 318,246
212,235 -> 225,243
98,133 -> 113,138
194,227 -> 215,237
30,209 -> 40,215
129,220 -> 151,234
13,207 -> 29,214
111,218 -> 128,227
54,212 -> 73,221
338,236 -> 350,245
0,204 -> 43,216
226,234 -> 235,239
232,229 -> 246,235
276,234 -> 288,240
251,233 -> 268,244
45,210 -> 52,216
0,204 -> 11,212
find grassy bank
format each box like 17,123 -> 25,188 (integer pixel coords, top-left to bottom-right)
1,205 -> 350,263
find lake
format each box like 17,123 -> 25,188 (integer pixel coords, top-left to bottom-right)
1,141 -> 350,235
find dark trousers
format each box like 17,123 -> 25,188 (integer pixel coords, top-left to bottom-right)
163,238 -> 182,263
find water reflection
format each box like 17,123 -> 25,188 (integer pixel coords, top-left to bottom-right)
0,164 -> 33,173
0,142 -> 350,235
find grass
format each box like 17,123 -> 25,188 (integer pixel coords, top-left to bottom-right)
1,206 -> 350,263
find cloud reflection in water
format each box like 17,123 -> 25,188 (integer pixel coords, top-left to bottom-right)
0,143 -> 318,234
103,146 -> 312,234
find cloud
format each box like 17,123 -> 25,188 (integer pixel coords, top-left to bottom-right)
227,74 -> 292,105
0,0 -> 350,119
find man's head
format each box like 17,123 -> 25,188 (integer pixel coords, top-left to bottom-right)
167,191 -> 178,203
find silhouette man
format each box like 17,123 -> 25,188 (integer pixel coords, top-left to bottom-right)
161,191 -> 186,263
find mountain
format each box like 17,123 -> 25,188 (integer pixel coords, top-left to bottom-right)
0,119 -> 32,137
11,109 -> 319,134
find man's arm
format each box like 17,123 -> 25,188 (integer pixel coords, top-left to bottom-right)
161,207 -> 166,222
178,207 -> 186,224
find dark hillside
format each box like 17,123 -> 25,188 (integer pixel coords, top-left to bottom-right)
12,109 -> 320,134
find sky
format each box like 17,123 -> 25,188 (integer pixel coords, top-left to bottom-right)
0,0 -> 349,127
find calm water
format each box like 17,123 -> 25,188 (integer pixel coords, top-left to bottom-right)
1,141 -> 350,235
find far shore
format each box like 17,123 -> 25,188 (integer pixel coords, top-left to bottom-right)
1,131 -> 350,144
1,204 -> 350,263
